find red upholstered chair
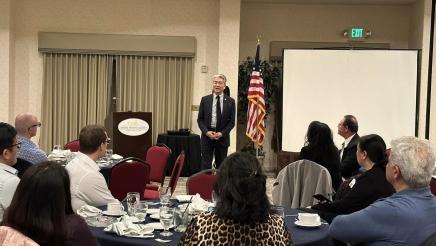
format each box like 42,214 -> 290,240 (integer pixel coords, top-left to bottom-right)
143,151 -> 185,200
430,177 -> 436,196
144,144 -> 171,191
64,139 -> 80,152
109,157 -> 150,201
186,169 -> 218,200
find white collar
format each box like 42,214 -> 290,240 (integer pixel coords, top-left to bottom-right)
0,162 -> 18,175
74,152 -> 100,171
344,133 -> 356,148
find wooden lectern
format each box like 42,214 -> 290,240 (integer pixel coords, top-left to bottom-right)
105,112 -> 152,159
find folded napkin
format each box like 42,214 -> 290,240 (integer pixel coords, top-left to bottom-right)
49,150 -> 72,158
77,205 -> 102,218
189,194 -> 212,214
104,215 -> 154,238
112,154 -> 123,160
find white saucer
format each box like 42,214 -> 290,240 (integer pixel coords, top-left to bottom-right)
294,220 -> 321,228
146,208 -> 160,214
102,210 -> 126,216
150,213 -> 160,220
146,222 -> 175,230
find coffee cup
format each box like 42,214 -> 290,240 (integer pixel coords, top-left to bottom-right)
107,202 -> 124,214
298,213 -> 320,224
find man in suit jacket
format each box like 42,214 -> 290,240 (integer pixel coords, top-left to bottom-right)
197,74 -> 235,170
337,115 -> 360,179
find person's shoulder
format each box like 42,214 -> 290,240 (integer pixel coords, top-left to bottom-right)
224,95 -> 235,102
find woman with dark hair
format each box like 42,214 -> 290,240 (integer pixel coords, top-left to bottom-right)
299,121 -> 342,190
179,152 -> 292,245
311,134 -> 395,222
1,161 -> 98,246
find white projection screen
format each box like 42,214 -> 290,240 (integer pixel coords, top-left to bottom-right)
282,49 -> 419,152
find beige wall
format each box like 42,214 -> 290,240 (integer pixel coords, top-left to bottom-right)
0,0 -> 13,123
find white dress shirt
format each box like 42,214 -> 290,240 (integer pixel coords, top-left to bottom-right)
66,152 -> 118,212
211,93 -> 224,128
0,163 -> 20,222
340,133 -> 356,160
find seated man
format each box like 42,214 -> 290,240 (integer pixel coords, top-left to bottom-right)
329,136 -> 436,245
66,125 -> 119,211
14,113 -> 48,164
0,123 -> 20,221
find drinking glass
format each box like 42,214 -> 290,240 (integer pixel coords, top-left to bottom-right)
135,201 -> 148,222
159,206 -> 174,236
105,149 -> 113,162
159,186 -> 170,205
126,192 -> 140,216
271,206 -> 285,218
174,207 -> 190,232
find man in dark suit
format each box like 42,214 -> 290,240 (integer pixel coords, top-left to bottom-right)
337,115 -> 360,179
197,74 -> 235,170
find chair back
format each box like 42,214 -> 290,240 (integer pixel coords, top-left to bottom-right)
430,177 -> 436,196
145,144 -> 171,184
109,157 -> 150,200
14,158 -> 33,178
168,151 -> 185,195
272,159 -> 334,208
186,169 -> 218,200
0,226 -> 39,246
64,140 -> 80,152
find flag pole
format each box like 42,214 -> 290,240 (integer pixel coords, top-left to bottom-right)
255,35 -> 261,159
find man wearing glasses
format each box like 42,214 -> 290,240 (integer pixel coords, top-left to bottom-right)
14,113 -> 48,164
0,122 -> 20,222
66,125 -> 119,211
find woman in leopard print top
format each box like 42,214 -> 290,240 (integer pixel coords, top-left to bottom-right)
179,152 -> 292,246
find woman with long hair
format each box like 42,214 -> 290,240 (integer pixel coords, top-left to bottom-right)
311,134 -> 395,221
1,161 -> 98,246
179,152 -> 292,245
299,121 -> 342,190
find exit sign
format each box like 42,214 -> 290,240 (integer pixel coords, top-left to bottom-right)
343,27 -> 371,41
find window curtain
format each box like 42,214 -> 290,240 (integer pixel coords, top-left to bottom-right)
116,56 -> 194,143
40,53 -> 111,152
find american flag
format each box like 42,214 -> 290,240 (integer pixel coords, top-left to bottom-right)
245,43 -> 266,145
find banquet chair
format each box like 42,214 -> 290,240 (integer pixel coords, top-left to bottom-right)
0,226 -> 39,246
144,144 -> 171,191
109,157 -> 150,200
186,169 -> 218,200
143,151 -> 185,200
430,177 -> 436,196
272,159 -> 334,208
14,158 -> 33,178
64,139 -> 80,152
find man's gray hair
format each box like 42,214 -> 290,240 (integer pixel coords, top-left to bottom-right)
390,136 -> 435,188
212,74 -> 227,83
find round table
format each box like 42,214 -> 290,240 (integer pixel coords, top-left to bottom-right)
89,206 -> 331,246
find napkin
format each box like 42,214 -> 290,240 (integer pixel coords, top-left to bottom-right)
188,194 -> 212,214
112,154 -> 123,160
77,205 -> 102,218
104,215 -> 154,238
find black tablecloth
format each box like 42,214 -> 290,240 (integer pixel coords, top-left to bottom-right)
90,206 -> 331,246
156,134 -> 201,177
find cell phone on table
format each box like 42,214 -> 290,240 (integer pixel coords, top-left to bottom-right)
313,194 -> 330,202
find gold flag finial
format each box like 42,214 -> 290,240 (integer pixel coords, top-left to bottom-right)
256,35 -> 261,45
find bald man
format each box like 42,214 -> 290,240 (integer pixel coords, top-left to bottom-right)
14,113 -> 48,164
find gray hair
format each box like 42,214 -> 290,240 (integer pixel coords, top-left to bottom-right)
390,136 -> 435,188
212,74 -> 227,83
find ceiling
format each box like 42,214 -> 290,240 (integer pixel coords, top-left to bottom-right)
242,0 -> 418,5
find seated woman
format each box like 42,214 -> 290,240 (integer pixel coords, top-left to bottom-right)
299,121 -> 342,190
1,161 -> 98,246
179,152 -> 292,246
311,134 -> 395,222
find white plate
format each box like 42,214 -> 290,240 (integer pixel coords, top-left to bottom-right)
149,213 -> 160,220
102,210 -> 126,216
146,208 -> 160,215
294,220 -> 321,228
176,195 -> 194,202
146,222 -> 175,230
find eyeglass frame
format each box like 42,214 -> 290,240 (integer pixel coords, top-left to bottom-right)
105,138 -> 111,144
28,122 -> 42,130
6,141 -> 22,150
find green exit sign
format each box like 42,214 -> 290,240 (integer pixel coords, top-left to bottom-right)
351,28 -> 364,38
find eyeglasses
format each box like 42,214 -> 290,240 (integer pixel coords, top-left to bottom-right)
29,122 -> 42,129
7,142 -> 22,149
105,138 -> 111,144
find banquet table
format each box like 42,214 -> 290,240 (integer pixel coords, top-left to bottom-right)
89,206 -> 332,246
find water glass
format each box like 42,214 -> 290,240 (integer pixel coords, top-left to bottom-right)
135,201 -> 148,222
159,206 -> 174,236
159,186 -> 170,205
271,206 -> 285,218
126,192 -> 140,216
174,207 -> 190,232
105,149 -> 113,162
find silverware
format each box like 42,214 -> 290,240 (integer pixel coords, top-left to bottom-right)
155,238 -> 172,243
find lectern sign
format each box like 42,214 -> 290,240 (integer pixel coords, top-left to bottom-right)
118,118 -> 149,136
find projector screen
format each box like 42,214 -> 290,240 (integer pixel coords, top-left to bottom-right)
282,49 -> 418,152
